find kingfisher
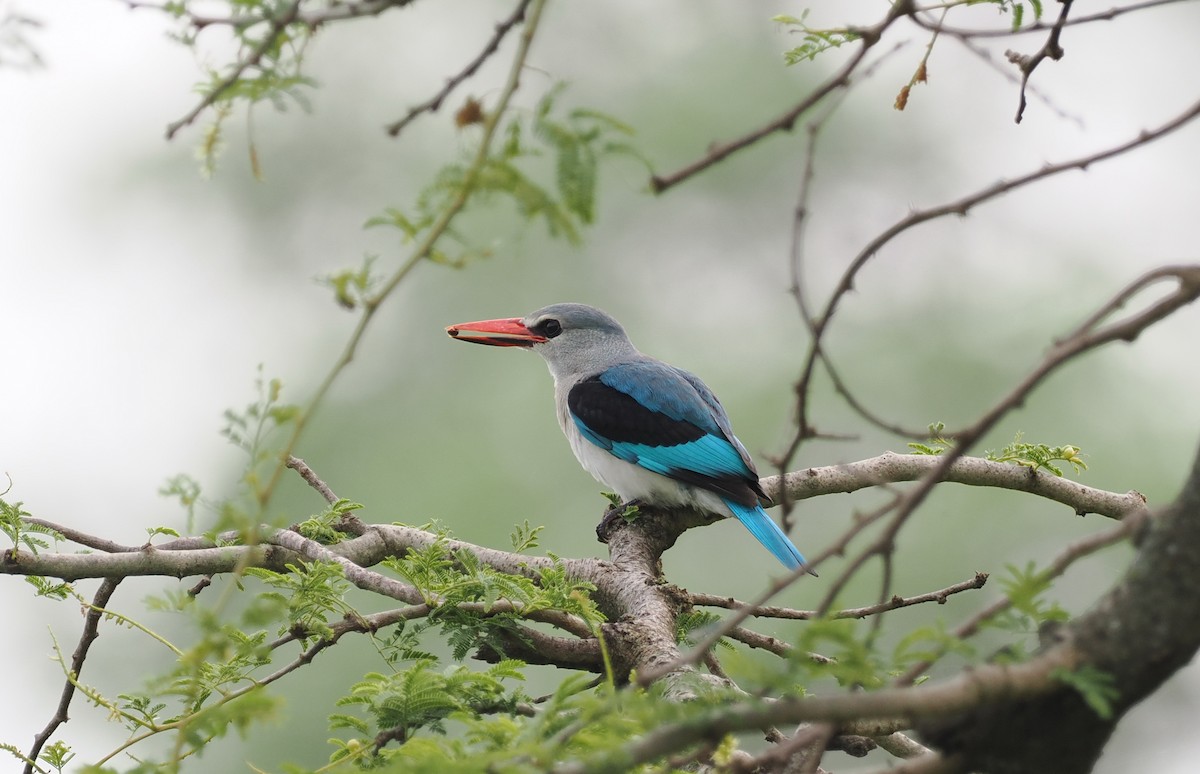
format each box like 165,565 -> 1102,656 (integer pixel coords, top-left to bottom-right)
446,303 -> 811,573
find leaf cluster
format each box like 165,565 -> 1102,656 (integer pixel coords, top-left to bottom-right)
294,499 -> 366,545
774,0 -> 1046,70
986,433 -> 1087,476
330,659 -> 528,759
1051,664 -> 1119,719
986,561 -> 1070,645
909,425 -> 1087,477
0,495 -> 60,554
219,367 -> 301,516
385,539 -> 602,660
773,12 -> 861,65
328,670 -> 754,772
364,82 -> 647,272
246,560 -> 353,644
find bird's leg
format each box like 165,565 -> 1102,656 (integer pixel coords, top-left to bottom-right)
596,499 -> 645,544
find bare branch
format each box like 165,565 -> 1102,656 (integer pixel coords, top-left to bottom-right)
649,1 -> 914,194
764,452 -> 1147,519
785,99 -> 1200,464
1007,0 -> 1074,123
385,0 -> 533,137
474,624 -> 602,671
125,0 -> 417,29
909,0 -> 1191,39
24,578 -> 121,774
286,455 -> 340,504
25,518 -> 139,553
873,731 -> 932,759
897,503 -> 1152,685
692,572 -> 989,621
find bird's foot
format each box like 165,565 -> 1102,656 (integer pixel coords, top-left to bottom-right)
595,499 -> 645,544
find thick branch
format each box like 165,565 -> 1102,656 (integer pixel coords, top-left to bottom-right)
762,452 -> 1145,519
554,646 -> 1078,774
917,440 -> 1200,773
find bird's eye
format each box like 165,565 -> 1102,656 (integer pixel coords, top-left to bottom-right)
538,318 -> 563,338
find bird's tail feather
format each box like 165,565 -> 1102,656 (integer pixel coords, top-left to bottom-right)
722,498 -> 814,575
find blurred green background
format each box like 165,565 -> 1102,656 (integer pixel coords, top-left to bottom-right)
3,0 -> 1199,770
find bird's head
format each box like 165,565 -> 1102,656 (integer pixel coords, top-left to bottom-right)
446,303 -> 638,377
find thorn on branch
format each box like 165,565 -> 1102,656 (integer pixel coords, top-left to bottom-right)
1011,0 -> 1075,123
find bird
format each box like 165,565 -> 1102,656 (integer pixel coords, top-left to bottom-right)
445,302 -> 812,574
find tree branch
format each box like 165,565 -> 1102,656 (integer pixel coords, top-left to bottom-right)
556,645 -> 1079,773
285,455 -> 340,504
1007,0 -> 1073,123
648,1 -> 913,194
916,440 -> 1200,773
786,97 -> 1200,461
163,0 -> 304,140
23,578 -> 121,774
691,572 -> 989,621
764,452 -> 1147,519
385,0 -> 533,137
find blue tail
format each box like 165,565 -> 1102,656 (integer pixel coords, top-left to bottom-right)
723,498 -> 812,574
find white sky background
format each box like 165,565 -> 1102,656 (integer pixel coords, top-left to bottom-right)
3,0 -> 1200,770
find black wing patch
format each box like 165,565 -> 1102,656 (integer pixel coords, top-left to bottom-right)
567,376 -> 706,447
567,375 -> 762,507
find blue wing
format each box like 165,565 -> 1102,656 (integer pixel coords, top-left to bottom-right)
567,361 -> 810,571
567,362 -> 760,504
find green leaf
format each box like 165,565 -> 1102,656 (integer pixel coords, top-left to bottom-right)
986,432 -> 1088,476
1051,665 -> 1119,718
907,421 -> 951,455
509,520 -> 543,552
775,13 -> 861,65
0,496 -> 61,554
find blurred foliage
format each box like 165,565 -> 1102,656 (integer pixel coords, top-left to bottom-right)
0,2 -> 42,69
4,0 -> 1185,771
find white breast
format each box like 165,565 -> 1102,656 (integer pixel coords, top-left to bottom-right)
555,390 -> 728,516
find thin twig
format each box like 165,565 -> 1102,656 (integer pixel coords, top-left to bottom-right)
1008,0 -> 1074,123
691,572 -> 988,620
285,455 -> 340,504
947,33 -> 1084,127
386,0 -> 533,137
909,0 -> 1187,39
125,0 -> 417,29
24,578 -> 122,774
164,0 -> 303,140
896,503 -> 1152,684
252,0 -> 550,509
784,97 -> 1200,468
558,646 -> 1076,774
637,563 -> 813,685
649,2 -> 913,194
808,263 -> 1199,621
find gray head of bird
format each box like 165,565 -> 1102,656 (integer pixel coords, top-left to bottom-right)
445,302 -> 641,379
